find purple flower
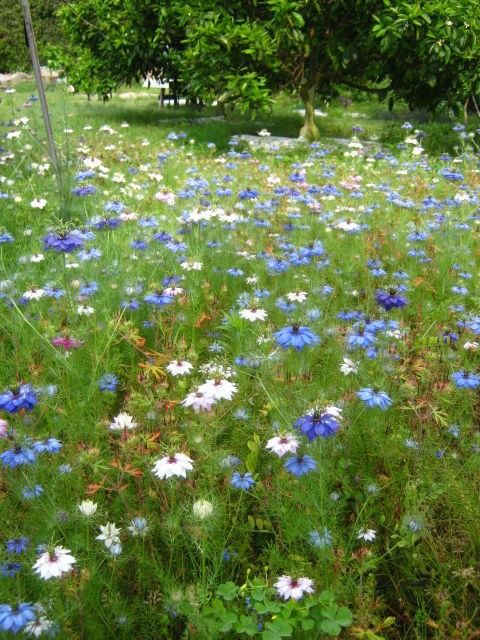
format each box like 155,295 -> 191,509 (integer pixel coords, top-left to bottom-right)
294,412 -> 340,441
0,384 -> 38,413
285,455 -> 317,477
6,538 -> 29,554
42,232 -> 84,253
274,326 -> 320,352
375,288 -> 408,310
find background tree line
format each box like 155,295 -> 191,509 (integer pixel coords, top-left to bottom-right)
0,0 -> 66,73
1,0 -> 479,139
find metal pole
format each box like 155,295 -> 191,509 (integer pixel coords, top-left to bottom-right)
20,0 -> 62,190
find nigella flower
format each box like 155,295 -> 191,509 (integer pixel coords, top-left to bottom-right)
22,485 -> 43,500
274,326 -> 320,352
32,546 -> 76,579
230,472 -> 256,490
51,336 -> 83,350
98,374 -> 119,392
309,528 -> 332,549
0,562 -> 22,577
265,434 -> 299,457
0,445 -> 36,468
346,328 -> 376,349
144,291 -> 174,307
375,288 -> 408,310
285,455 -> 317,477
152,453 -> 194,479
0,383 -> 38,413
451,371 -> 480,389
357,388 -> 392,410
42,232 -> 84,253
294,409 -> 340,441
273,575 -> 314,601
6,538 -> 29,554
0,603 -> 36,634
128,517 -> 149,537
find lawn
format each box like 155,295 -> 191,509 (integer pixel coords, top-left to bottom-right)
0,81 -> 480,639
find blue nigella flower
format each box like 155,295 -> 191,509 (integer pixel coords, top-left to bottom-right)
375,288 -> 408,310
22,485 -> 43,500
309,528 -> 332,549
42,232 -> 83,253
6,538 -> 29,555
0,384 -> 38,413
98,374 -> 119,392
451,371 -> 480,389
285,455 -> 317,477
0,562 -> 22,578
144,291 -> 174,307
0,603 -> 36,634
357,388 -> 392,410
274,326 -> 320,352
230,472 -> 256,490
0,444 -> 36,468
294,411 -> 340,441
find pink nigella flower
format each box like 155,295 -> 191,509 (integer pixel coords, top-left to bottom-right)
274,575 -> 315,600
181,390 -> 217,413
51,337 -> 84,350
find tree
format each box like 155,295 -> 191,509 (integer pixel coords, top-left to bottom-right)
0,0 -> 66,72
55,0 -> 480,138
372,0 -> 480,118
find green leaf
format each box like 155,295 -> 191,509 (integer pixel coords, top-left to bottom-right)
262,618 -> 294,640
335,606 -> 353,627
301,619 -> 315,631
320,618 -> 341,636
219,612 -> 238,632
216,581 -> 239,601
234,615 -> 259,636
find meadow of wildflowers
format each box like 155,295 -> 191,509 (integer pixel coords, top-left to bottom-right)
0,84 -> 480,638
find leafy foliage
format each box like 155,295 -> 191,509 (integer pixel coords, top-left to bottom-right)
0,0 -> 66,72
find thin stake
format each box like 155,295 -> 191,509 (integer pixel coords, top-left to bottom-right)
20,0 -> 62,190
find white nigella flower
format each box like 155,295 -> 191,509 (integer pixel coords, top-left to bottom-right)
181,390 -> 217,413
78,500 -> 98,517
152,453 -> 193,480
166,360 -> 194,376
239,307 -> 267,322
23,288 -> 45,300
357,528 -> 377,542
180,260 -> 203,271
464,341 -> 479,351
30,254 -> 44,263
24,615 -> 57,638
340,357 -> 358,375
30,198 -> 47,209
109,412 -> 138,431
77,304 -> 95,316
286,291 -> 308,303
197,378 -> 237,401
96,522 -> 121,548
273,575 -> 315,601
32,546 -> 76,580
265,434 -> 299,457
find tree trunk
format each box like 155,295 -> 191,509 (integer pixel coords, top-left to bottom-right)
299,85 -> 320,141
